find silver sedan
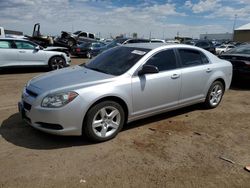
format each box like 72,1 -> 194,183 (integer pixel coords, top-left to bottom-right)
19,43 -> 232,142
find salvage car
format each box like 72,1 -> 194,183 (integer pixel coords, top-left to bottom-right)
0,38 -> 70,70
19,43 -> 232,142
219,44 -> 250,79
55,30 -> 96,48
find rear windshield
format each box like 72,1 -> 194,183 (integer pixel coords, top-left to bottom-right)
82,46 -> 150,75
226,45 -> 250,55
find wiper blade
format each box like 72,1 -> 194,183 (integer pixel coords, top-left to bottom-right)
84,64 -> 108,74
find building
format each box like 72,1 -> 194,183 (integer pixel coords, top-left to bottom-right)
4,29 -> 23,36
233,23 -> 250,42
200,33 -> 232,40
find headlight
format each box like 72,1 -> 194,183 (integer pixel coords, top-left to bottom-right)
41,91 -> 78,108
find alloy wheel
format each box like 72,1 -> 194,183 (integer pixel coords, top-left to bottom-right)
91,106 -> 121,138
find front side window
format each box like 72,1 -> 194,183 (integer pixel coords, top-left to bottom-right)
83,46 -> 150,75
0,41 -> 12,48
15,41 -> 36,49
145,49 -> 177,72
178,49 -> 203,67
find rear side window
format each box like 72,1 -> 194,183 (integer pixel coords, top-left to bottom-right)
201,52 -> 210,64
196,42 -> 209,48
178,49 -> 203,67
0,41 -> 11,48
15,41 -> 35,49
146,49 -> 177,71
89,33 -> 95,39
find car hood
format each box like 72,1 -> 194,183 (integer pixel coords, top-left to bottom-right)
27,66 -> 115,94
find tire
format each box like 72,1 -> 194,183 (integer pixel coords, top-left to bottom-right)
86,51 -> 92,59
83,101 -> 125,142
49,56 -> 66,70
204,81 -> 225,109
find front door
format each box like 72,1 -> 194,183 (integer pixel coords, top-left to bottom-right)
131,49 -> 181,117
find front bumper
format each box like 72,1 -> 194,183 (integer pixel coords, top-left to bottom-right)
18,90 -> 86,136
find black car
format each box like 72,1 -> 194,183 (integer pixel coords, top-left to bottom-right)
71,42 -> 106,57
187,40 -> 216,54
90,41 -> 119,58
219,44 -> 250,79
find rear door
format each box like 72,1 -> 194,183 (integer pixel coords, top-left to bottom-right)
14,40 -> 47,66
177,48 -> 212,105
0,40 -> 19,67
131,49 -> 181,116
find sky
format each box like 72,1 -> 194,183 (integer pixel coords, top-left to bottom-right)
0,0 -> 250,39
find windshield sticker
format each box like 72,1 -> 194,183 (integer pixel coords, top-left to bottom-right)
131,50 -> 146,55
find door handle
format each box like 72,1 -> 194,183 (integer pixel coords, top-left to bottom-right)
171,74 -> 180,79
19,51 -> 26,53
206,68 -> 212,73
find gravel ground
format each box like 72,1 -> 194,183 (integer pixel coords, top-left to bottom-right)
0,57 -> 250,188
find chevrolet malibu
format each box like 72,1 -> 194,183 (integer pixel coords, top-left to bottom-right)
19,43 -> 232,142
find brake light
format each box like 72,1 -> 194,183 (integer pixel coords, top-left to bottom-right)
76,48 -> 81,52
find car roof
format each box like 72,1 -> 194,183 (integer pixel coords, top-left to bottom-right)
123,43 -> 168,49
0,38 -> 28,41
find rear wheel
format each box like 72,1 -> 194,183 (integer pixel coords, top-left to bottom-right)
204,81 -> 225,109
83,101 -> 125,142
49,56 -> 66,70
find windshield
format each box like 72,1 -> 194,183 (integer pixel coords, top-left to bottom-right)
73,31 -> 81,35
82,46 -> 150,76
78,42 -> 91,47
226,45 -> 250,55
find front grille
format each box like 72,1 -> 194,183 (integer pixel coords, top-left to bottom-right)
23,101 -> 32,111
26,89 -> 38,98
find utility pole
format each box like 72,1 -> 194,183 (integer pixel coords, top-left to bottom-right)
232,14 -> 237,41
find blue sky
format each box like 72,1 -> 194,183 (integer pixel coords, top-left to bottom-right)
0,0 -> 249,39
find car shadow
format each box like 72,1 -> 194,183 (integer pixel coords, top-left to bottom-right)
0,113 -> 93,150
124,104 -> 204,131
0,67 -> 48,74
230,77 -> 250,91
0,104 -> 203,150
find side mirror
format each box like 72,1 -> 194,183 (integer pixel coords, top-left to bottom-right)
138,65 -> 159,75
34,46 -> 40,51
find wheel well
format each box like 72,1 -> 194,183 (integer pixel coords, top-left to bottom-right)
82,96 -> 129,132
214,78 -> 226,89
48,55 -> 66,65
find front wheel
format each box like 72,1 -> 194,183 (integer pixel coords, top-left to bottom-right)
86,51 -> 92,59
83,101 -> 125,142
204,81 -> 225,109
49,56 -> 66,70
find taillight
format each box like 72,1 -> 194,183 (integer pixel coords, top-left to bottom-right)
76,48 -> 81,52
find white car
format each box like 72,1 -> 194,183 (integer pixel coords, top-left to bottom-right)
0,38 -> 71,70
216,44 -> 235,55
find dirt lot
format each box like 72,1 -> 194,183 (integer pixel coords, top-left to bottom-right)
0,58 -> 250,187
